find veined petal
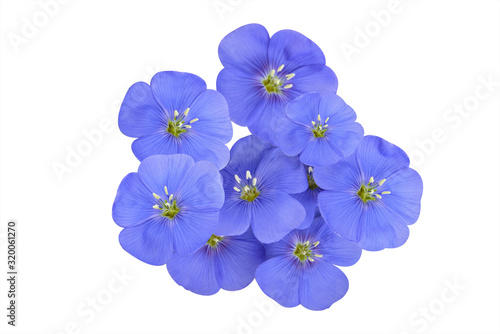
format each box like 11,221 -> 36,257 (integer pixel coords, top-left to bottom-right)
299,261 -> 349,311
356,136 -> 410,181
314,155 -> 362,191
291,188 -> 319,230
284,92 -> 322,127
218,23 -> 270,74
112,173 -> 157,228
177,161 -> 224,210
276,117 -> 312,157
255,256 -> 301,308
318,190 -> 364,242
215,229 -> 266,291
118,82 -> 166,138
187,89 -> 233,143
119,216 -> 173,265
286,65 -> 338,101
268,29 -> 325,72
299,137 -> 345,167
131,132 -> 179,162
167,246 -> 220,296
324,122 -> 364,160
150,71 -> 207,114
215,196 -> 252,236
251,190 -> 306,244
246,95 -> 287,146
223,135 -> 273,178
172,209 -> 219,256
318,93 -> 357,125
137,154 -> 194,197
177,133 -> 230,170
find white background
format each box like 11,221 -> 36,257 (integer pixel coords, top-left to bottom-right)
0,0 -> 499,333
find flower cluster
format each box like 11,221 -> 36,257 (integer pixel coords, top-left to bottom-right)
112,24 -> 423,311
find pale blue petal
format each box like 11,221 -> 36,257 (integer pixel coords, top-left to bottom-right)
172,209 -> 219,256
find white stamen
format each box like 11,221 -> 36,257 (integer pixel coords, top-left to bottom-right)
304,240 -> 310,246
313,241 -> 320,247
164,186 -> 169,196
277,64 -> 285,72
165,202 -> 171,207
252,178 -> 257,186
153,205 -> 160,209
184,108 -> 190,117
174,110 -> 179,117
169,194 -> 173,202
307,257 -> 315,262
235,174 -> 241,183
269,69 -> 276,77
317,114 -> 321,121
234,187 -> 241,192
189,118 -> 199,124
375,194 -> 382,199
314,254 -> 323,258
285,73 -> 295,80
379,179 -> 386,186
184,125 -> 192,129
324,124 -> 329,128
153,193 -> 161,200
283,84 -> 293,89
369,176 -> 374,184
308,166 -> 314,174
246,170 -> 252,179
325,117 -> 330,123
382,191 -> 391,195
243,185 -> 250,192
311,121 -> 316,126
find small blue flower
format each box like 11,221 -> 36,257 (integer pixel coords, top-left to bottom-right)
119,71 -> 233,170
217,24 -> 338,145
315,136 -> 423,251
167,229 -> 266,295
216,135 -> 308,244
276,93 -> 364,166
291,166 -> 323,230
112,154 -> 224,265
255,216 -> 362,311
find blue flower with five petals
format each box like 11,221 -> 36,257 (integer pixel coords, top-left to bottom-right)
315,136 -> 424,251
215,135 -> 308,244
276,93 -> 364,166
119,71 -> 233,169
217,24 -> 338,145
167,229 -> 265,295
255,216 -> 362,311
112,154 -> 224,265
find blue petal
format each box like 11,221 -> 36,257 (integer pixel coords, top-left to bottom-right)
118,82 -> 166,138
218,23 -> 269,74
246,97 -> 287,145
268,29 -> 325,72
319,93 -> 357,124
324,122 -> 364,160
299,261 -> 349,310
177,161 -> 225,210
167,246 -> 220,295
215,196 -> 252,236
112,173 -> 157,228
188,89 -> 233,143
215,229 -> 266,291
255,256 -> 300,307
276,117 -> 312,157
216,68 -> 268,126
137,154 -> 195,197
172,209 -> 219,256
251,190 -> 306,244
355,136 -> 410,181
223,135 -> 273,179
178,133 -> 230,170
381,168 -> 423,225
299,137 -> 345,167
358,203 -> 410,251
317,190 -> 364,242
314,155 -> 362,191
131,132 -> 179,162
150,71 -> 207,114
256,147 -> 308,194
286,65 -> 338,101
284,92 -> 322,127
119,217 -> 174,265
291,188 -> 319,230
307,217 -> 362,266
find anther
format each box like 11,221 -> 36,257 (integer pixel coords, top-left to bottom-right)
381,191 -> 391,195
252,178 -> 257,186
174,110 -> 179,117
184,108 -> 190,117
235,174 -> 241,183
164,186 -> 168,196
284,84 -> 293,89
189,118 -> 199,124
153,193 -> 161,200
246,170 -> 252,179
379,179 -> 386,186
277,64 -> 285,72
234,187 -> 241,192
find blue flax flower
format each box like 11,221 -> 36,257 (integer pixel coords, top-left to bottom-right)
255,216 -> 362,311
119,71 -> 233,169
217,24 -> 338,145
112,154 -> 224,265
291,166 -> 323,230
216,135 -> 308,244
276,93 -> 364,166
315,136 -> 423,251
167,229 -> 265,295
